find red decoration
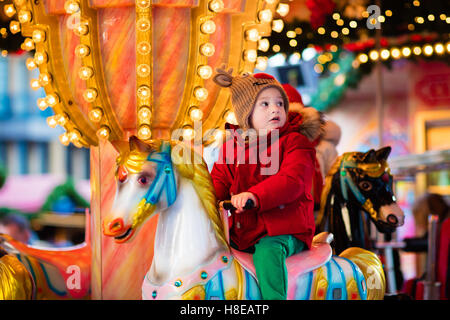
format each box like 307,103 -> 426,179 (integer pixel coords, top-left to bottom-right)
306,0 -> 336,30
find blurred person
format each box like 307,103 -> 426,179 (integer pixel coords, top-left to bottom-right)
0,214 -> 32,244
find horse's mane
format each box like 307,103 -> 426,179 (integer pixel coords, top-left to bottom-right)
170,141 -> 229,249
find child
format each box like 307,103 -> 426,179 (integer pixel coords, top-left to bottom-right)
211,67 -> 316,300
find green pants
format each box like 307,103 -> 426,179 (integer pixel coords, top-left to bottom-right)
253,235 -> 305,300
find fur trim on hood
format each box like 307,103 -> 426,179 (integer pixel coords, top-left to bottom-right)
288,108 -> 325,142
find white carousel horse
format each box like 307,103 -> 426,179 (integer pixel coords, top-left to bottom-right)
102,137 -> 386,300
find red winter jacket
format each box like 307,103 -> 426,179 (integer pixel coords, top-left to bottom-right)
211,113 -> 316,251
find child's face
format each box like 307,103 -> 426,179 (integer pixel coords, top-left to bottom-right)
249,87 -> 286,132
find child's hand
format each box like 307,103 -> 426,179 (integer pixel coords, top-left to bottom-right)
231,192 -> 258,214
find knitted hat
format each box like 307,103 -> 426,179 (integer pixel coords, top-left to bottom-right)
282,83 -> 304,112
213,66 -> 289,129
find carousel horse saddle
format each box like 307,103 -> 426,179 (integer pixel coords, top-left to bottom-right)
231,232 -> 334,279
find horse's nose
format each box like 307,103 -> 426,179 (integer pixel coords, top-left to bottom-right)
103,218 -> 125,236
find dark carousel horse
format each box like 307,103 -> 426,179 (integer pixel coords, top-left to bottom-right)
316,146 -> 405,255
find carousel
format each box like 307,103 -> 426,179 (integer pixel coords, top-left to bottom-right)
0,0 -> 448,301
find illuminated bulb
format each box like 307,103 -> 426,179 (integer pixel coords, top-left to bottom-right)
258,38 -> 270,52
137,85 -> 151,100
440,14 -> 447,20
9,21 -> 20,34
55,114 -> 67,126
289,39 -> 297,47
349,21 -> 357,28
402,47 -> 411,57
4,5 -> 16,18
332,13 -> 340,20
30,79 -> 41,90
46,116 -> 58,128
37,98 -> 48,110
137,41 -> 151,55
446,42 -> 450,53
201,20 -> 216,34
137,64 -> 151,78
74,23 -> 89,36
138,106 -> 152,122
295,27 -> 303,34
46,94 -> 59,107
391,48 -> 401,59
39,73 -> 52,86
369,50 -> 379,61
183,127 -> 195,141
200,43 -> 215,57
385,10 -> 393,17
138,125 -> 152,140
244,49 -> 257,62
334,74 -> 346,86
194,87 -> 208,101
380,49 -> 390,60
97,126 -> 110,140
23,38 -> 35,51
259,9 -> 273,23
329,63 -> 340,73
189,107 -> 203,121
69,130 -> 81,142
423,45 -> 433,56
75,44 -> 90,58
286,30 -> 296,38
428,14 -> 435,21
265,0 -> 276,4
358,53 -> 368,63
415,17 -> 424,24
59,133 -> 70,146
78,66 -> 94,80
336,19 -> 344,26
64,1 -> 80,14
32,30 -> 45,43
413,46 -> 422,55
89,108 -> 103,122
137,0 -> 151,9
317,27 -> 325,35
255,56 -> 268,71
26,58 -> 37,70
225,111 -> 237,124
246,28 -> 260,42
272,44 -> 280,53
435,43 -> 444,54
209,0 -> 224,13
136,18 -> 150,32
83,88 -> 98,102
18,10 -> 32,23
342,28 -> 350,35
330,31 -> 338,38
197,65 -> 213,79
378,16 -> 385,23
272,20 -> 284,33
276,3 -> 289,17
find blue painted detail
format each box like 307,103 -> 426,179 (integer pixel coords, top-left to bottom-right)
326,257 -> 347,300
294,271 -> 313,300
340,256 -> 368,300
145,142 -> 177,207
339,157 -> 366,205
244,270 -> 261,300
38,262 -> 67,296
205,270 -> 225,300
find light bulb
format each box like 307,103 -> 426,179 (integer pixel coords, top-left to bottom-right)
183,127 -> 195,141
413,46 -> 422,55
358,53 -> 368,63
89,108 -> 103,122
9,21 -> 20,34
136,18 -> 151,32
276,4 -> 290,17
138,106 -> 152,122
258,39 -> 270,52
272,19 -> 284,33
59,133 -> 70,146
97,126 -> 110,140
69,130 -> 81,142
137,64 -> 150,78
435,43 -> 444,54
18,10 -> 32,23
189,107 -> 203,121
64,1 -> 80,14
32,30 -> 46,43
380,49 -> 390,60
23,38 -> 35,51
200,43 -> 215,57
391,48 -> 401,59
255,56 -> 268,71
194,87 -> 208,101
37,98 -> 48,110
137,41 -> 151,55
259,9 -> 273,23
78,66 -> 94,80
30,79 -> 41,90
197,65 -> 213,79
56,114 -> 67,126
75,44 -> 90,58
209,0 -> 224,13
137,0 -> 151,9
423,45 -> 433,56
39,73 -> 52,86
244,49 -> 257,62
74,23 -> 89,36
369,50 -> 379,61
138,125 -> 152,140
246,28 -> 260,42
26,58 -> 37,70
4,5 -> 16,18
46,116 -> 58,128
402,47 -> 411,57
83,88 -> 98,102
201,20 -> 216,34
46,94 -> 59,107
137,85 -> 151,100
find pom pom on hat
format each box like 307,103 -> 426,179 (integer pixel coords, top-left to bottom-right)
282,83 -> 303,105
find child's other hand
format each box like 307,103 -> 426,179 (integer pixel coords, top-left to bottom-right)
231,192 -> 258,214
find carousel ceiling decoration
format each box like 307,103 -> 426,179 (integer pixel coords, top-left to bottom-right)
3,0 -> 291,148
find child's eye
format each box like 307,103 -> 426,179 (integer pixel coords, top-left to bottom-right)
277,101 -> 284,107
260,101 -> 269,107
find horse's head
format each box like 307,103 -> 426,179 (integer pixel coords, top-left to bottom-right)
102,137 -> 179,243
338,146 -> 404,233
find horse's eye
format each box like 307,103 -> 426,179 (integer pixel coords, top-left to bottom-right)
137,175 -> 150,186
359,181 -> 372,191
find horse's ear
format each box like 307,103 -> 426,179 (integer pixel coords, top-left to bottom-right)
362,149 -> 377,163
110,140 -> 130,155
129,136 -> 153,153
375,146 -> 391,162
